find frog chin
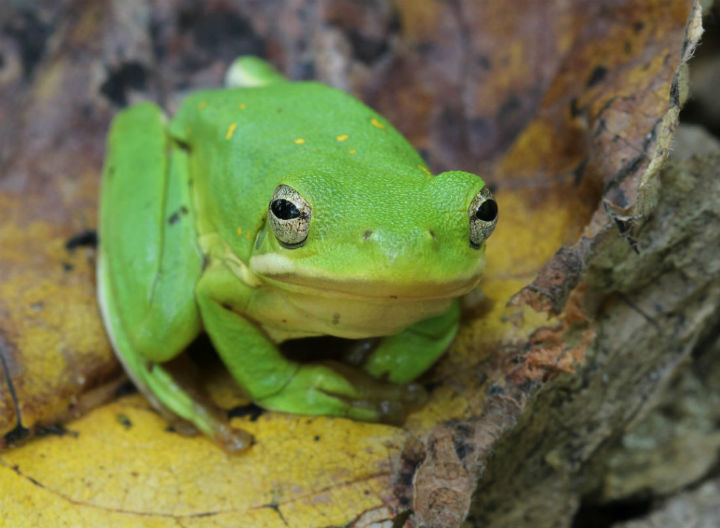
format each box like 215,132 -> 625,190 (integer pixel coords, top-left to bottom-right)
248,252 -> 483,301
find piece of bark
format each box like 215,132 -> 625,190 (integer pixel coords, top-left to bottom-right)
671,123 -> 720,159
594,326 -> 720,503
614,479 -> 720,528
582,125 -> 720,505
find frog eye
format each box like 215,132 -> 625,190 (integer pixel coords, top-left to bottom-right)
468,187 -> 498,249
268,185 -> 312,248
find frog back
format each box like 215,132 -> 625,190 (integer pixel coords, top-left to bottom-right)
168,82 -> 426,262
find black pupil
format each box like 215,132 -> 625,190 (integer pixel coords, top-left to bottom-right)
476,199 -> 498,222
271,199 -> 301,220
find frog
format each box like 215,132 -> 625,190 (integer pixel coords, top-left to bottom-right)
97,56 -> 498,452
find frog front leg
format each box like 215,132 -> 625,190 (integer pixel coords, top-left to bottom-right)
196,266 -> 426,422
362,301 -> 460,383
98,103 -> 251,452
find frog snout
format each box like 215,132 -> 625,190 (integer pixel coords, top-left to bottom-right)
361,225 -> 436,241
360,225 -> 440,256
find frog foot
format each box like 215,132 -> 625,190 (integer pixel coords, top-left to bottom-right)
256,361 -> 427,424
164,413 -> 253,454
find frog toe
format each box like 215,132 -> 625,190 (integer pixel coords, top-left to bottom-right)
256,362 -> 427,424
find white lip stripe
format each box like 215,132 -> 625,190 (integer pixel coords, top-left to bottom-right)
249,252 -> 299,276
249,253 -> 483,301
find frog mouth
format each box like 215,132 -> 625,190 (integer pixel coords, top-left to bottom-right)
249,254 -> 482,301
263,274 -> 480,302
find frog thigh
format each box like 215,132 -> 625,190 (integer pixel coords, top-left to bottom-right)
98,102 -> 203,363
363,301 -> 460,384
96,104 -> 242,445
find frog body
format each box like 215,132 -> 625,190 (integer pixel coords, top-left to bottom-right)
97,57 -> 497,451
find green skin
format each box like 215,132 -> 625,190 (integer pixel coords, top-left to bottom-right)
97,57 -> 497,451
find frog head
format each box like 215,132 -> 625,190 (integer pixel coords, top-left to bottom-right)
249,159 -> 497,302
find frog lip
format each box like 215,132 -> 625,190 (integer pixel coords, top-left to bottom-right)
258,272 -> 481,301
248,252 -> 484,300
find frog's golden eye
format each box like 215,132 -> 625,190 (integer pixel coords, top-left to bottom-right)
268,185 -> 312,248
468,187 -> 497,249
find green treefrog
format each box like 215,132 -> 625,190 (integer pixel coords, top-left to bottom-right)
97,57 -> 497,451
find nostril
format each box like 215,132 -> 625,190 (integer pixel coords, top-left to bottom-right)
361,228 -> 436,247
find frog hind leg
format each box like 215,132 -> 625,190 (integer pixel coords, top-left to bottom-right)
196,267 -> 426,424
224,56 -> 287,87
97,103 -> 251,452
363,301 -> 461,384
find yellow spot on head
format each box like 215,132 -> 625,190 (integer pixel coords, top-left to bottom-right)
336,134 -> 349,142
238,103 -> 247,109
294,138 -> 306,144
185,126 -> 192,135
246,231 -> 252,240
419,165 -> 432,175
225,123 -> 238,140
370,118 -> 385,129
198,101 -> 208,110
236,227 -> 243,236
348,149 -> 357,155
